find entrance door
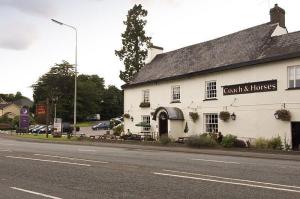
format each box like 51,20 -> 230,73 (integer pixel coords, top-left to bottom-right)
159,112 -> 168,137
292,122 -> 300,150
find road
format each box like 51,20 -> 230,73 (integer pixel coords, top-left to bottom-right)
0,137 -> 300,199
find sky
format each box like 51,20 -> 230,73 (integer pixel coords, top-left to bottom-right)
0,0 -> 300,99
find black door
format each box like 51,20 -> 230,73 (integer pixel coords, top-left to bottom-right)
159,112 -> 168,137
292,122 -> 300,150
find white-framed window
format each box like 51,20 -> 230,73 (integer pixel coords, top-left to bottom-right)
288,66 -> 300,88
142,90 -> 150,103
142,115 -> 151,132
171,85 -> 180,102
205,81 -> 217,99
204,113 -> 218,133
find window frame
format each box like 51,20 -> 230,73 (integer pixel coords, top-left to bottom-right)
171,85 -> 181,102
288,66 -> 300,89
205,80 -> 217,99
141,115 -> 151,132
142,89 -> 150,103
204,113 -> 218,133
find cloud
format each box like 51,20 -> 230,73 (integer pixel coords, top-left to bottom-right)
0,22 -> 38,50
130,0 -> 179,7
0,0 -> 56,17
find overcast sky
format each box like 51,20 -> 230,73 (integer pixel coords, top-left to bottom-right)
0,0 -> 299,99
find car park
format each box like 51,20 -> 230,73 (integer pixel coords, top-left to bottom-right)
91,121 -> 110,130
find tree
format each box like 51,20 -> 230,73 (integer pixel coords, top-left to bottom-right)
100,85 -> 123,120
115,4 -> 152,83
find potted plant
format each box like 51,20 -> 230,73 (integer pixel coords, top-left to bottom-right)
274,109 -> 291,121
189,112 -> 199,122
219,111 -> 230,121
139,102 -> 150,108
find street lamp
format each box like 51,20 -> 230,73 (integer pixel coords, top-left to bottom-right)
51,18 -> 78,135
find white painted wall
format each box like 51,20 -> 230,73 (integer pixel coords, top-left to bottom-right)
124,58 -> 300,143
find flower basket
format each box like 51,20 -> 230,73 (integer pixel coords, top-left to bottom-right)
189,112 -> 199,122
219,111 -> 230,121
274,109 -> 291,121
139,102 -> 150,108
123,113 -> 130,119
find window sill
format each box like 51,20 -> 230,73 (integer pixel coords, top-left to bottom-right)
203,98 -> 218,101
286,87 -> 300,90
171,100 -> 181,104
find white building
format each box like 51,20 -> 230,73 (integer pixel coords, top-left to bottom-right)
122,4 -> 300,150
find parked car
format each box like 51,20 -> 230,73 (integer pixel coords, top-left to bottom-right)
92,122 -> 110,130
38,125 -> 53,134
29,125 -> 40,133
32,125 -> 46,134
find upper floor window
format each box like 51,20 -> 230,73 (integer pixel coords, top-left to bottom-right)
288,66 -> 300,88
171,85 -> 180,102
142,90 -> 150,103
142,115 -> 151,132
205,81 -> 217,99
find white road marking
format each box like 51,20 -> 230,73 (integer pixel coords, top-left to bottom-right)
0,149 -> 11,152
34,154 -> 108,164
190,158 -> 240,164
6,156 -> 91,167
78,149 -> 97,152
163,169 -> 300,190
154,172 -> 300,193
10,187 -> 62,199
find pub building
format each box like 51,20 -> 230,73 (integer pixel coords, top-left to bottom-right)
122,4 -> 300,150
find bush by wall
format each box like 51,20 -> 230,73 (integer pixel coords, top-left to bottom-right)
113,124 -> 124,136
160,135 -> 171,145
186,134 -> 217,148
221,134 -> 237,148
255,136 -> 282,150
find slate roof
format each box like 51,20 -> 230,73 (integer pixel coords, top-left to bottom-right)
13,98 -> 33,108
123,22 -> 300,88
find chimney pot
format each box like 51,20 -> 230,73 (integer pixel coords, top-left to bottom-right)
270,4 -> 285,28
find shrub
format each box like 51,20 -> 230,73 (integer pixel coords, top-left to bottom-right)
268,136 -> 282,150
189,112 -> 199,122
186,134 -> 217,148
160,135 -> 171,145
221,134 -> 237,148
139,102 -> 150,108
255,137 -> 269,149
219,111 -> 230,121
113,124 -> 124,136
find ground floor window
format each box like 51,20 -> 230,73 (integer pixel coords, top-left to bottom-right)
204,113 -> 218,133
142,115 -> 151,132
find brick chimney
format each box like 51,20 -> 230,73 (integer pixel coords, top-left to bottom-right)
270,4 -> 285,28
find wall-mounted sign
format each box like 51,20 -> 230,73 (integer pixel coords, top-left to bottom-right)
19,107 -> 29,129
223,80 -> 277,95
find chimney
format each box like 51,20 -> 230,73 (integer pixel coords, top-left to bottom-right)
146,45 -> 163,64
270,4 -> 285,28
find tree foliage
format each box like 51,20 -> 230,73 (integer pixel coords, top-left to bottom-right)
115,4 -> 152,83
0,91 -> 25,103
32,60 -> 123,123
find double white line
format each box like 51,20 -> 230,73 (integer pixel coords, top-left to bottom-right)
154,169 -> 300,193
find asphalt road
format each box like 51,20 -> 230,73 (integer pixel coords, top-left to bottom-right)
1,137 -> 300,199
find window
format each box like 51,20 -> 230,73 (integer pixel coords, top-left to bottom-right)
171,85 -> 180,102
204,114 -> 218,133
142,115 -> 151,132
205,81 -> 217,99
288,66 -> 300,88
142,90 -> 150,103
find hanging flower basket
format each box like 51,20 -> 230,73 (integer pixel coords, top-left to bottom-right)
274,109 -> 291,121
189,112 -> 199,122
139,102 -> 150,108
219,111 -> 230,121
123,113 -> 130,119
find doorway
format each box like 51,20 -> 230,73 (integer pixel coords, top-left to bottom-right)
159,112 -> 168,137
292,122 -> 300,150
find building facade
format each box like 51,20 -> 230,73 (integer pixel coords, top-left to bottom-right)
123,5 -> 300,149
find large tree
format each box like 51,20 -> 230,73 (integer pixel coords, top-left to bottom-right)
115,4 -> 152,83
100,85 -> 123,120
33,61 -> 107,122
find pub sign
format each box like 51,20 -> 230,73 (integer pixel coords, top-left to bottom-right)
223,80 -> 277,95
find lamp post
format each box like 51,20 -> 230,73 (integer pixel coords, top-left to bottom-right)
51,19 -> 78,135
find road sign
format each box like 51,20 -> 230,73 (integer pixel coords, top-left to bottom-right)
19,107 -> 29,129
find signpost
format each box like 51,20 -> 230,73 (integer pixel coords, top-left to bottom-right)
53,118 -> 62,137
19,107 -> 29,133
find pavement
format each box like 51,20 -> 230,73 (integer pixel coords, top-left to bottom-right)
1,137 -> 300,199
